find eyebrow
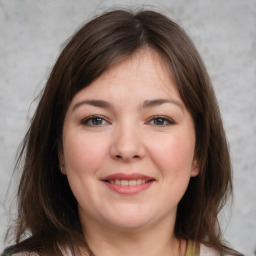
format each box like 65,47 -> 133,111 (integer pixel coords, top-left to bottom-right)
72,100 -> 112,112
142,99 -> 184,112
72,98 -> 184,112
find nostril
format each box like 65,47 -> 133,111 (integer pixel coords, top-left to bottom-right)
115,154 -> 140,160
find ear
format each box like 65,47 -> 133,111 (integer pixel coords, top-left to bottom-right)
58,141 -> 66,175
190,158 -> 199,177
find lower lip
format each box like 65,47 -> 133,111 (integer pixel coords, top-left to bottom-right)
103,181 -> 154,195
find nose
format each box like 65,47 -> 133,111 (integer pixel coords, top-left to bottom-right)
110,124 -> 145,161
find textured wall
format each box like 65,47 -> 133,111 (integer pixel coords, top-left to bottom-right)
0,0 -> 255,255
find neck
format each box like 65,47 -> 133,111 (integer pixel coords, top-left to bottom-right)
82,218 -> 186,256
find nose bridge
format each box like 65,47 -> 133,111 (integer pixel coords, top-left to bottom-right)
111,120 -> 145,161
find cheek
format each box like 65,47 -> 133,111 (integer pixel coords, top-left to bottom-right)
148,132 -> 196,176
149,134 -> 196,205
63,132 -> 108,175
62,132 -> 109,209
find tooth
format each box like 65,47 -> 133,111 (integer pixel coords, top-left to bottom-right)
121,180 -> 128,186
112,179 -> 148,186
128,180 -> 136,186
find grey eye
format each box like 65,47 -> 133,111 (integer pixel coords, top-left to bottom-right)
81,116 -> 108,126
149,117 -> 174,126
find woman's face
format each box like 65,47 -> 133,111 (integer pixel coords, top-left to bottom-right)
60,49 -> 199,233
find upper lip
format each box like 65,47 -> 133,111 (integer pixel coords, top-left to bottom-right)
101,173 -> 155,181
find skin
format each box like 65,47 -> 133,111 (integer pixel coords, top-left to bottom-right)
60,49 -> 199,256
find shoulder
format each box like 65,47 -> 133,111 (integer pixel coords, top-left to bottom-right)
2,253 -> 39,256
199,244 -> 242,256
1,248 -> 39,256
14,254 -> 39,256
200,243 -> 220,256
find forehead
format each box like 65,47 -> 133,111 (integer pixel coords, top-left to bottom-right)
102,48 -> 173,82
72,48 -> 180,102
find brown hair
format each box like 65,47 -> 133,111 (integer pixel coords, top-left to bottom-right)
5,9 -> 241,256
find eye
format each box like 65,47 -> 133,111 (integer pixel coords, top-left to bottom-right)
148,116 -> 174,126
81,116 -> 109,126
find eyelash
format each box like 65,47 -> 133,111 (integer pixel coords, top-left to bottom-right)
81,115 -> 174,127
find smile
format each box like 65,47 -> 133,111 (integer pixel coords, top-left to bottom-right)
107,179 -> 149,186
102,173 -> 155,194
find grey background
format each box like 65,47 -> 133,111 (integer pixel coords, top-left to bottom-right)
0,0 -> 255,255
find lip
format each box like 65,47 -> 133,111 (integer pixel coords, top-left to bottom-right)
101,173 -> 155,195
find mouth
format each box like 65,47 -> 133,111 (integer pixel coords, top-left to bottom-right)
105,179 -> 154,186
101,173 -> 155,194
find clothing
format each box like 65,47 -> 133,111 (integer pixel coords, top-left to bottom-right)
186,240 -> 220,256
2,242 -> 220,256
200,244 -> 220,256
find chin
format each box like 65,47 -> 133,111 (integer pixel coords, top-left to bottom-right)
103,210 -> 155,232
109,219 -> 151,232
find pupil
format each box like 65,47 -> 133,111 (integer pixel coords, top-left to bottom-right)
92,118 -> 102,125
155,118 -> 164,125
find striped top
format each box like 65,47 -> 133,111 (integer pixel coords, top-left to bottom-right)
2,241 -> 219,256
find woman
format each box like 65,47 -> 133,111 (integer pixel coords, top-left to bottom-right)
2,9 -> 242,256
